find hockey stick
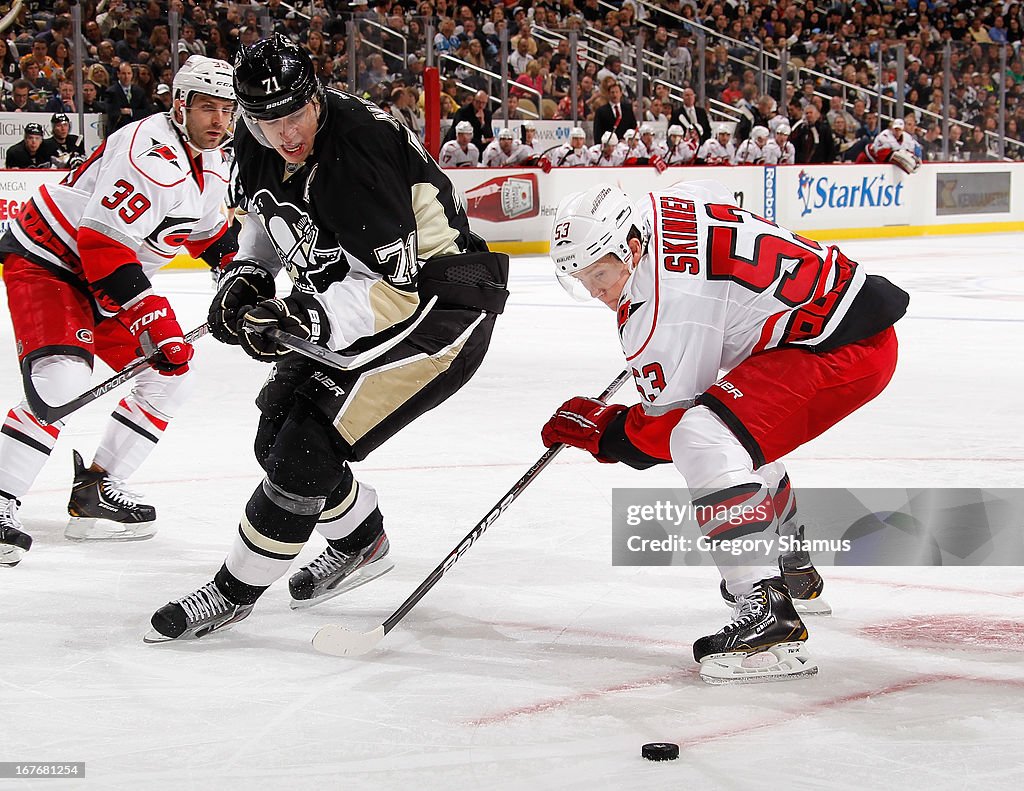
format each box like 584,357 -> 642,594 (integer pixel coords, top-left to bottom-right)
312,368 -> 633,657
264,295 -> 438,372
25,324 -> 209,425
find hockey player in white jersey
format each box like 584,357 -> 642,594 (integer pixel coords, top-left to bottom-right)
505,121 -> 537,165
543,182 -> 908,682
639,124 -> 666,160
552,126 -> 593,167
0,56 -> 237,564
762,123 -> 795,164
618,128 -> 646,161
663,124 -> 697,165
591,131 -> 625,166
438,121 -> 480,168
858,118 -> 920,173
697,124 -> 736,165
733,125 -> 769,164
481,127 -> 518,167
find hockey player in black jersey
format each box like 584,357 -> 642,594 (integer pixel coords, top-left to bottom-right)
147,35 -> 509,642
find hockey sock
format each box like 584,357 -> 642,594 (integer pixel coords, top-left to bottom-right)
315,463 -> 381,544
692,482 -> 781,596
0,403 -> 61,498
222,478 -> 325,604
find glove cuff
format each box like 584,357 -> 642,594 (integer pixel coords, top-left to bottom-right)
286,293 -> 330,346
221,260 -> 276,296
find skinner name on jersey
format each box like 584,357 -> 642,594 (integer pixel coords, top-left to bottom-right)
657,195 -> 699,274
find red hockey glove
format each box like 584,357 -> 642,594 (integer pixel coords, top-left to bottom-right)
650,153 -> 667,173
538,155 -> 552,173
121,294 -> 193,376
541,396 -> 628,463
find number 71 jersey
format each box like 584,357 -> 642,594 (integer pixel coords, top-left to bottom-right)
619,180 -> 901,408
5,113 -> 230,283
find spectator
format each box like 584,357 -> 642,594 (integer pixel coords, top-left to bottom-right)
21,61 -> 56,103
20,38 -> 59,81
0,38 -> 18,84
509,36 -> 534,78
672,87 -> 711,143
444,89 -> 493,150
790,104 -> 837,163
81,80 -> 106,115
179,23 -> 206,57
390,86 -> 422,137
5,123 -> 50,168
115,22 -> 146,64
512,60 -> 545,103
3,79 -> 41,112
105,62 -> 150,134
44,79 -> 77,114
152,82 -> 173,114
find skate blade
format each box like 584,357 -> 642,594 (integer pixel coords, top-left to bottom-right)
699,641 -> 819,685
65,517 -> 157,542
143,607 -> 254,644
290,558 -> 396,610
794,597 -> 832,616
0,545 -> 26,567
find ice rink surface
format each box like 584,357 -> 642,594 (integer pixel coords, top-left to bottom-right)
2,233 -> 1023,790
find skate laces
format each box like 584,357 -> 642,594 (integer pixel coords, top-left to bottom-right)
175,582 -> 235,622
0,497 -> 23,531
724,585 -> 768,632
100,477 -> 147,507
306,547 -> 351,580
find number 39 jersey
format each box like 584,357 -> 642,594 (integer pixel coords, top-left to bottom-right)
1,113 -> 230,289
618,180 -> 908,410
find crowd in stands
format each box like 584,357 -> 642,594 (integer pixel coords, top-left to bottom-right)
1,0 -> 1023,169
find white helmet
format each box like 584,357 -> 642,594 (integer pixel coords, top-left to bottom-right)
498,127 -> 515,140
716,123 -> 732,137
639,123 -> 654,136
776,122 -> 791,135
622,128 -> 637,140
570,126 -> 586,139
455,120 -> 473,135
550,185 -> 638,300
751,125 -> 769,142
667,123 -> 685,138
172,55 -> 235,150
601,131 -> 618,147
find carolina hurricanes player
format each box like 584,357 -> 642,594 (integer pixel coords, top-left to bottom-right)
0,56 -> 236,565
733,125 -> 769,164
591,131 -> 625,167
438,121 -> 480,168
858,118 -> 920,173
663,124 -> 697,165
763,123 -> 795,164
697,124 -> 736,165
481,127 -> 518,167
543,182 -> 908,683
553,127 -> 593,167
639,124 -> 666,160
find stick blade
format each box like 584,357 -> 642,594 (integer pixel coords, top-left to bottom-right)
312,624 -> 386,657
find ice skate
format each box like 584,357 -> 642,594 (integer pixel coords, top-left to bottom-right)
696,577 -> 818,685
145,581 -> 254,643
65,450 -> 157,541
0,495 -> 32,567
289,509 -> 394,609
720,525 -> 832,616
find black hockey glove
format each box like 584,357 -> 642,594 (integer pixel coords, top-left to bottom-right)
207,261 -> 276,346
239,294 -> 330,362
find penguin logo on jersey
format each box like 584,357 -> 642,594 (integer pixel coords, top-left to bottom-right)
250,189 -> 344,292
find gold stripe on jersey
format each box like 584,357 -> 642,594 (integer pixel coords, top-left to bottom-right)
240,513 -> 307,556
369,281 -> 419,334
333,315 -> 483,444
411,181 -> 462,259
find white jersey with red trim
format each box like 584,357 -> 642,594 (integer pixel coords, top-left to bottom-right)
590,144 -> 625,166
7,112 -> 230,283
696,138 -> 735,165
732,138 -> 766,165
481,140 -> 517,167
552,143 -> 594,167
869,128 -> 919,159
762,139 -> 795,165
438,140 -> 480,168
616,181 -> 867,410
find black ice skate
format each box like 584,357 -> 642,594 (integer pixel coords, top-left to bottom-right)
145,581 -> 254,643
289,509 -> 394,609
720,524 -> 832,616
65,450 -> 157,541
0,495 -> 32,567
696,577 -> 818,684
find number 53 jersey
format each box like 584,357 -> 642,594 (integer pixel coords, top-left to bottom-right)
619,180 -> 908,409
1,113 -> 230,298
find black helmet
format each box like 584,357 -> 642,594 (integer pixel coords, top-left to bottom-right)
234,34 -> 320,121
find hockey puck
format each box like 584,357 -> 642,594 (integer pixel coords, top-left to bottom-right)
641,742 -> 679,761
